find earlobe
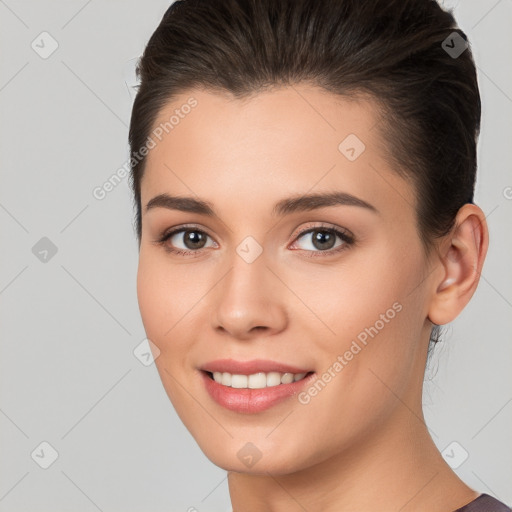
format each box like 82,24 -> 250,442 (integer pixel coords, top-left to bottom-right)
427,204 -> 489,326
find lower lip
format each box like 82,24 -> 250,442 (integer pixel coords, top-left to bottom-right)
200,370 -> 315,413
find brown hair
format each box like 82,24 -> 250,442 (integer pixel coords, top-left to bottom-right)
128,0 -> 481,349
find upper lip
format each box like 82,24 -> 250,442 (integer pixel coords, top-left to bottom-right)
200,359 -> 313,375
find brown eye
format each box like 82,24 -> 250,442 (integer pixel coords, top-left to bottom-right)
177,230 -> 208,250
292,225 -> 355,257
306,229 -> 338,250
156,226 -> 216,256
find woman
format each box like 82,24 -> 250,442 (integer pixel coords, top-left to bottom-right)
128,0 -> 510,510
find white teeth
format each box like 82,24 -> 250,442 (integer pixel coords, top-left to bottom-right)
211,370 -> 309,388
281,372 -> 294,384
248,372 -> 267,389
266,372 -> 282,387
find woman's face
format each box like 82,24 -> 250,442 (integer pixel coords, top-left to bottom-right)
137,84 -> 436,474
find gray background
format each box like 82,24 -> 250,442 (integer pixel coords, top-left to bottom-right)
0,1 -> 511,511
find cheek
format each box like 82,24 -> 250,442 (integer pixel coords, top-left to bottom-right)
313,239 -> 427,400
136,252 -> 195,406
136,249 -> 213,366
317,241 -> 422,337
136,250 -> 194,336
135,250 -> 190,354
136,253 -> 165,337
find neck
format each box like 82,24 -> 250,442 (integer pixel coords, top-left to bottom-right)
228,409 -> 478,512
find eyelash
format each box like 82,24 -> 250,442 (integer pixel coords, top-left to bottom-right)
154,223 -> 355,258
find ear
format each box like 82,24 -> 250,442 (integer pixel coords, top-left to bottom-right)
427,204 -> 489,326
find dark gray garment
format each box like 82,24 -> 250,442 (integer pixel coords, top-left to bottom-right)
455,494 -> 511,511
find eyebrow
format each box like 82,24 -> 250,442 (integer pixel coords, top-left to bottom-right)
145,191 -> 378,217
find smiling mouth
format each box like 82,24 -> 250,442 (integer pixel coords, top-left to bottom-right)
203,370 -> 315,389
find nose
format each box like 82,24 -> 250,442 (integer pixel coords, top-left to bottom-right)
211,252 -> 288,341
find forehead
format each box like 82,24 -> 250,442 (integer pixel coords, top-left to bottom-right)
140,84 -> 415,219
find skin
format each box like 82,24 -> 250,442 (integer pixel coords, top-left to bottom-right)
136,84 -> 488,512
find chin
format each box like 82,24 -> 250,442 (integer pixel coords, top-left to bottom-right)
190,434 -> 315,476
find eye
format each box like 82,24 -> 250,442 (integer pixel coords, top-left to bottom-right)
290,224 -> 355,257
155,225 -> 216,256
154,223 -> 355,258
